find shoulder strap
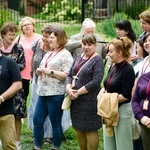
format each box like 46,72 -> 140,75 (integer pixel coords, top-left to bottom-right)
75,53 -> 97,77
17,36 -> 21,44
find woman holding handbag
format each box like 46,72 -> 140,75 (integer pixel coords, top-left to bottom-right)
66,34 -> 104,150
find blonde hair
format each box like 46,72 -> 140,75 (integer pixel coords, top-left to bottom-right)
81,18 -> 96,32
139,8 -> 150,24
110,37 -> 132,60
19,16 -> 36,34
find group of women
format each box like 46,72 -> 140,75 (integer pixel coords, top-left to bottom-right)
0,8 -> 150,150
99,9 -> 150,150
0,17 -> 72,150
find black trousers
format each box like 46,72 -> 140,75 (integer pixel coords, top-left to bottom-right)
22,79 -> 30,101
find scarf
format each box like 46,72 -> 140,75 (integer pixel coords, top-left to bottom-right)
0,41 -> 16,54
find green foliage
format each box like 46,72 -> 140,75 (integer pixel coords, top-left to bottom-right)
118,1 -> 149,19
36,0 -> 81,23
0,7 -> 14,28
97,12 -> 142,39
97,12 -> 128,39
61,25 -> 81,37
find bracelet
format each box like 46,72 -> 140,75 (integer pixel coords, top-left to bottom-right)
0,95 -> 5,102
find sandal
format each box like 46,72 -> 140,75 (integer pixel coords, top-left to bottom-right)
43,138 -> 52,145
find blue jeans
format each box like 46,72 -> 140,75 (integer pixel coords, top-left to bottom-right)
33,95 -> 64,148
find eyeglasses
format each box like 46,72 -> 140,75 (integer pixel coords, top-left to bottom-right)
21,23 -> 33,27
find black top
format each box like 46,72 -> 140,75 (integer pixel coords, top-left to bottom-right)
104,60 -> 135,107
0,55 -> 22,116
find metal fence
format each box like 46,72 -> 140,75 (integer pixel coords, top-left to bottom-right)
0,0 -> 149,26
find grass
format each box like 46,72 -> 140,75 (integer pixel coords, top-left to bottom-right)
20,89 -> 104,150
20,116 -> 104,150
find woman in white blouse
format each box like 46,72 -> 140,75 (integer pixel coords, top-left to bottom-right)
33,28 -> 73,150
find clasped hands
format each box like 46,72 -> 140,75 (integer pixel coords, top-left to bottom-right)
141,116 -> 150,128
36,67 -> 51,77
67,88 -> 79,100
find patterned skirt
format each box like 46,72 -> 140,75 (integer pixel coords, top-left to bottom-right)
14,88 -> 27,118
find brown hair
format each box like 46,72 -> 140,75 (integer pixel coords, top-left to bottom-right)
110,37 -> 132,60
82,34 -> 97,45
1,22 -> 18,38
139,9 -> 150,25
51,28 -> 68,48
19,16 -> 36,34
142,32 -> 150,43
136,39 -> 148,58
41,24 -> 56,34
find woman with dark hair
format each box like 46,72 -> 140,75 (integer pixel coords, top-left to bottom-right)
132,32 -> 150,150
138,33 -> 150,76
66,34 -> 104,150
116,20 -> 136,42
133,39 -> 149,78
115,20 -> 138,66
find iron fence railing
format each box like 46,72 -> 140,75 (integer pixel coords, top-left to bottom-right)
0,0 -> 149,27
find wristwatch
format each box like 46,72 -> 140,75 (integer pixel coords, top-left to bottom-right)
50,70 -> 54,77
0,95 -> 5,102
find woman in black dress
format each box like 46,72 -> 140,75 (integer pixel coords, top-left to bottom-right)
66,34 -> 104,150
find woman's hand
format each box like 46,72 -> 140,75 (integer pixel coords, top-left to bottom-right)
36,67 -> 43,76
140,116 -> 150,127
67,88 -> 78,100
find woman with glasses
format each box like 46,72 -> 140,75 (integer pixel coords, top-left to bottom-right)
15,17 -> 42,102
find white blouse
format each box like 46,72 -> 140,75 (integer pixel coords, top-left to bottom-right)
37,49 -> 73,96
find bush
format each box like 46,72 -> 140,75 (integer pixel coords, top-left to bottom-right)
97,12 -> 142,39
117,0 -> 149,19
36,0 -> 81,23
0,7 -> 14,28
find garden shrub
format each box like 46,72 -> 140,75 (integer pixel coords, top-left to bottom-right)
97,12 -> 142,39
117,0 -> 150,19
0,7 -> 14,28
36,0 -> 81,23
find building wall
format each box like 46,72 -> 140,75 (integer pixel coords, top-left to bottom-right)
22,0 -> 49,15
